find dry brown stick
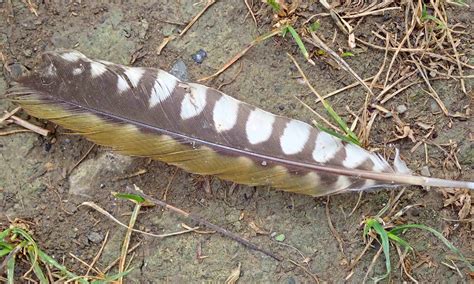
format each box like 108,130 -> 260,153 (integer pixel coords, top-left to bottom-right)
325,197 -> 348,264
434,1 -> 466,94
118,199 -> 141,284
376,70 -> 417,100
5,115 -> 49,136
362,246 -> 383,283
306,32 -> 373,96
358,39 -> 474,69
162,168 -> 178,201
370,33 -> 390,91
0,107 -> 21,123
243,0 -> 257,27
382,5 -> 417,90
349,237 -> 375,270
288,259 -> 320,283
342,7 -> 401,19
0,129 -> 32,136
134,190 -> 282,261
69,253 -> 102,276
68,144 -> 96,175
85,230 -> 109,277
198,29 -> 281,82
313,76 -> 376,104
179,0 -> 217,37
412,57 -> 449,116
102,243 -> 141,274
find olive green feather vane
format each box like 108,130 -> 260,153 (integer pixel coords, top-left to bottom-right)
5,51 -> 473,196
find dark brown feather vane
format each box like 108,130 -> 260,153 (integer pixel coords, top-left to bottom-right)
5,50 -> 473,195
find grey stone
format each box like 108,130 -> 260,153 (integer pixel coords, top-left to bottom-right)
420,166 -> 431,177
169,59 -> 188,81
87,231 -> 104,244
396,104 -> 407,114
69,152 -> 133,196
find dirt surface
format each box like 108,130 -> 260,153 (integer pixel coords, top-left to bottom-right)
0,1 -> 472,283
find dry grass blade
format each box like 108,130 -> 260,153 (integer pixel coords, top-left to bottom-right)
0,129 -> 32,136
0,106 -> 21,123
198,29 -> 281,82
288,259 -> 320,283
118,199 -> 141,283
4,114 -> 49,136
244,0 -> 257,27
132,190 -> 282,261
86,230 -> 109,277
179,0 -> 217,37
305,32 -> 373,96
79,202 -> 199,238
313,76 -> 376,104
326,197 -> 348,263
224,262 -> 241,284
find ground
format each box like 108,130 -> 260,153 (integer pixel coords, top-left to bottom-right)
0,1 -> 472,283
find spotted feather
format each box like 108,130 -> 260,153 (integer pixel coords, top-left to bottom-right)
5,50 -> 474,195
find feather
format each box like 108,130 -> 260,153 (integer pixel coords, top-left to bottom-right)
5,50 -> 473,196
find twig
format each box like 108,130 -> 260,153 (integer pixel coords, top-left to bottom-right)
102,243 -> 141,274
198,29 -> 281,82
325,197 -> 348,263
162,168 -> 178,201
179,0 -> 217,37
342,7 -> 401,19
118,199 -> 141,283
293,95 -> 341,133
86,230 -> 109,277
69,253 -> 102,276
288,259 -> 320,283
306,32 -> 373,96
217,62 -> 244,90
132,189 -> 282,261
243,0 -> 257,27
0,107 -> 21,123
68,144 -> 96,175
362,246 -> 383,283
0,129 -> 32,136
80,202 -> 199,238
313,76 -> 376,104
5,115 -> 49,136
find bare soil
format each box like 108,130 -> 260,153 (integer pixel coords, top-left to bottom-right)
0,1 -> 472,283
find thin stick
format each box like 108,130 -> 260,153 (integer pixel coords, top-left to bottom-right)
313,76 -> 376,104
325,197 -> 348,263
118,201 -> 141,283
69,144 -> 96,175
102,243 -> 141,274
293,95 -> 341,133
288,259 -> 320,283
5,115 -> 49,136
243,0 -> 257,27
69,253 -> 102,276
362,246 -> 383,283
86,230 -> 109,277
306,32 -> 373,95
0,106 -> 21,123
198,29 -> 281,82
133,190 -> 282,261
0,129 -> 32,136
179,0 -> 217,37
80,202 -> 199,238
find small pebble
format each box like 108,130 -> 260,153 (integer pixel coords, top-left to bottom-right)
396,104 -> 407,114
191,49 -> 207,64
5,63 -> 28,80
87,232 -> 104,244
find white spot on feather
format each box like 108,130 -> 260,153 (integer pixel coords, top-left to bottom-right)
124,67 -> 145,88
45,64 -> 57,77
90,61 -> 107,78
60,51 -> 87,62
213,95 -> 239,132
335,176 -> 352,191
149,71 -> 179,108
280,120 -> 311,155
393,149 -> 411,174
246,109 -> 275,145
180,83 -> 207,120
369,154 -> 391,173
117,76 -> 130,93
312,132 -> 342,163
72,67 -> 83,76
342,143 -> 372,169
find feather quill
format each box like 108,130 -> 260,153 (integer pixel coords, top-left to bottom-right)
5,50 -> 473,196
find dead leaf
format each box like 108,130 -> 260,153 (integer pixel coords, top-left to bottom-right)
225,263 -> 241,284
248,221 -> 270,235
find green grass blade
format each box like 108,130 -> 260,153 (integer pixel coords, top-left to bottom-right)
113,192 -> 146,204
366,219 -> 391,281
6,253 -> 15,284
37,249 -> 86,283
0,247 -> 12,257
91,268 -> 133,283
321,101 -> 360,145
390,224 -> 473,271
27,246 -> 48,284
387,232 -> 412,251
286,25 -> 310,61
0,228 -> 11,240
315,124 -> 359,145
